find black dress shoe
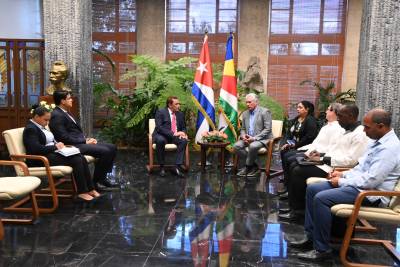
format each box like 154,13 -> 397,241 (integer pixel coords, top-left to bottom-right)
172,167 -> 184,177
279,192 -> 289,200
160,168 -> 166,177
278,210 -> 297,220
278,207 -> 292,214
277,187 -> 287,195
296,249 -> 332,261
287,236 -> 313,249
96,180 -> 119,191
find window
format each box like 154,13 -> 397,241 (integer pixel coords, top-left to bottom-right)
267,0 -> 347,117
92,0 -> 136,90
166,0 -> 238,63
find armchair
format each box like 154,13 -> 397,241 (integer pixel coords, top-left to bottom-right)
147,119 -> 190,172
234,120 -> 284,179
332,184 -> 400,267
2,128 -> 74,213
0,160 -> 41,239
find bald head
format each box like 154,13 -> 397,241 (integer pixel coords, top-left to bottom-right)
363,108 -> 392,140
368,108 -> 392,127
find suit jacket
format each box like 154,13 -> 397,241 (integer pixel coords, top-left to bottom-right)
153,108 -> 186,140
23,121 -> 58,166
49,106 -> 86,145
240,106 -> 273,146
286,115 -> 318,149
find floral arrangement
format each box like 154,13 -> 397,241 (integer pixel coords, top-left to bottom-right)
201,130 -> 228,143
30,101 -> 56,114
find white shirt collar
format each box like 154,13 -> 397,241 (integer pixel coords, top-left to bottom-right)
30,119 -> 45,129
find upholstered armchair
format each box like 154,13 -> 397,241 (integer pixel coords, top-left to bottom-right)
147,119 -> 190,173
0,160 -> 41,240
234,119 -> 284,179
2,128 -> 75,213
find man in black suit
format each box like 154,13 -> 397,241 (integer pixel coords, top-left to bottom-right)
49,90 -> 118,190
153,96 -> 188,177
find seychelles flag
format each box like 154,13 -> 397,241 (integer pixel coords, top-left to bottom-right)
218,33 -> 238,150
192,34 -> 216,146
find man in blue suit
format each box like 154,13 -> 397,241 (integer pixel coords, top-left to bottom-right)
153,96 -> 188,177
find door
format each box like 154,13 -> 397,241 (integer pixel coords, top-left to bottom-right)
0,39 -> 45,147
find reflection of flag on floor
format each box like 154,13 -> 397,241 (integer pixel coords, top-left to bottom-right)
190,212 -> 215,267
216,181 -> 235,267
192,34 -> 216,146
218,33 -> 238,150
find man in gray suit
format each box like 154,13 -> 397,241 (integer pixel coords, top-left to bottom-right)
234,93 -> 273,177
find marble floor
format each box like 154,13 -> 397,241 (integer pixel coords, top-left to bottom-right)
0,150 -> 399,266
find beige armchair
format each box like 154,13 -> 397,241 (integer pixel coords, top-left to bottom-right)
2,128 -> 75,213
331,181 -> 400,267
234,120 -> 284,179
306,176 -> 377,233
0,160 -> 41,240
147,119 -> 190,173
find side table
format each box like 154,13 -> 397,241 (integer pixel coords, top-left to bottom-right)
197,141 -> 230,173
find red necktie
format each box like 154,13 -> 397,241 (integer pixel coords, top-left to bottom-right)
171,112 -> 177,133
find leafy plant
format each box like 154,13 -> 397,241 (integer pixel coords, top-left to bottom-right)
236,70 -> 285,120
300,80 -> 356,117
96,55 -> 199,146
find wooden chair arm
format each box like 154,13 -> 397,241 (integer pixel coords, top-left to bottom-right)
333,167 -> 351,171
0,160 -> 30,175
272,136 -> 282,143
349,190 -> 400,219
10,154 -> 53,178
10,154 -> 50,168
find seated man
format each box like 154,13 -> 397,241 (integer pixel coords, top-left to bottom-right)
153,96 -> 188,177
287,108 -> 400,261
279,104 -> 370,219
49,90 -> 118,191
233,93 -> 272,177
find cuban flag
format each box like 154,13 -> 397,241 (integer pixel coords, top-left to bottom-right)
192,34 -> 216,145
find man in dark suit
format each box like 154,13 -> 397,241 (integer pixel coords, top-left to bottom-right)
153,96 -> 188,177
49,90 -> 118,190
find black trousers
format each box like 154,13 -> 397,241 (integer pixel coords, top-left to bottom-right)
76,143 -> 117,183
153,134 -> 187,166
280,149 -> 305,186
45,153 -> 94,194
287,164 -> 327,210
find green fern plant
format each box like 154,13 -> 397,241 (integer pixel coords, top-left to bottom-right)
97,55 -> 198,146
300,79 -> 356,117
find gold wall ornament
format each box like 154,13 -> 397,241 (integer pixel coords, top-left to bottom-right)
46,60 -> 72,95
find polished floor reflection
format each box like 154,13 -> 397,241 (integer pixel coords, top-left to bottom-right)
0,150 -> 399,266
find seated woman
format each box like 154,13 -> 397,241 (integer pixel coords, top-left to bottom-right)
23,105 -> 100,202
279,103 -> 344,195
280,100 -> 318,193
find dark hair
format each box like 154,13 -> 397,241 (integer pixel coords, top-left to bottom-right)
166,96 -> 178,107
299,100 -> 315,116
31,104 -> 50,117
53,90 -> 71,105
371,109 -> 392,127
343,104 -> 359,118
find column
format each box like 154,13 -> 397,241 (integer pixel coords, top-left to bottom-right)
42,0 -> 93,136
356,0 -> 400,134
136,0 -> 165,60
238,0 -> 269,91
